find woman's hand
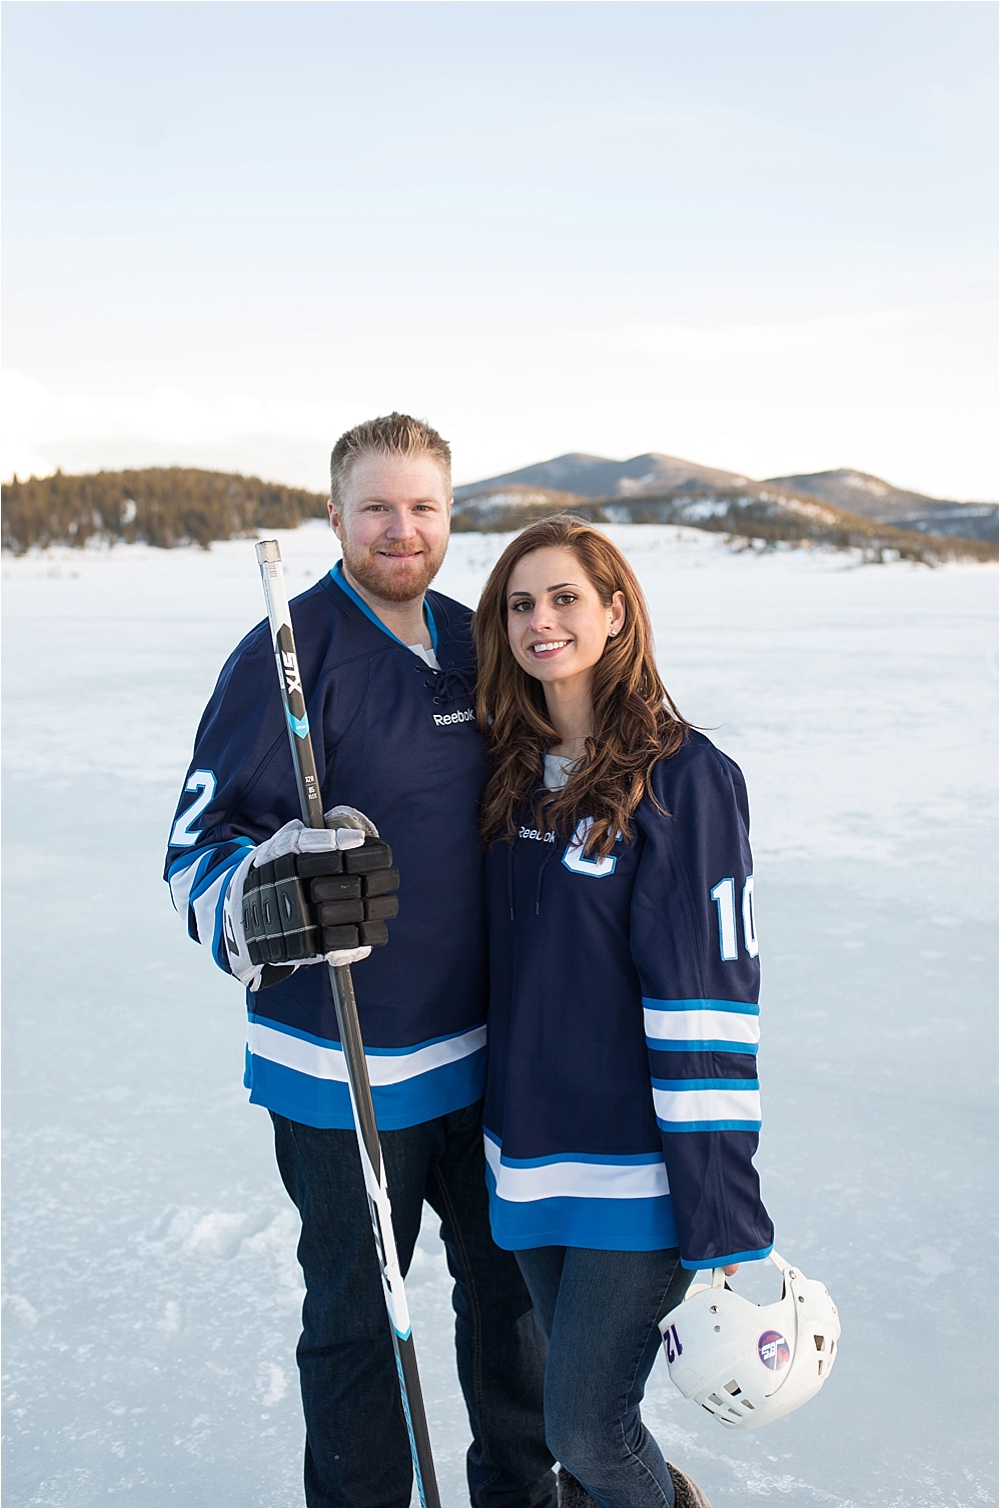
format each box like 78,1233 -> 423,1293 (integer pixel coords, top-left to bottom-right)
723,1264 -> 740,1276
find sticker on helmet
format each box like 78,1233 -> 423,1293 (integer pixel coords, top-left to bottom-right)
757,1329 -> 790,1371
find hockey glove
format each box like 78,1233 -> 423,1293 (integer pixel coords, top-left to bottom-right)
223,812 -> 399,992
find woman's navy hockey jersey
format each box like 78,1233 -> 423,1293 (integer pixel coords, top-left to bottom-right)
164,563 -> 491,1131
483,731 -> 774,1271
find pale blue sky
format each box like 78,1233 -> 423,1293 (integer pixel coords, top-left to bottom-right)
3,1 -> 997,495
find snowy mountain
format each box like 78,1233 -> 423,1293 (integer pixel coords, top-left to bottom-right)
764,468 -> 998,542
455,452 -> 1000,549
453,451 -> 750,501
452,453 -> 997,561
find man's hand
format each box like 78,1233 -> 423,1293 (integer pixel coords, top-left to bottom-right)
223,814 -> 399,991
723,1265 -> 740,1277
324,804 -> 380,839
251,815 -> 367,866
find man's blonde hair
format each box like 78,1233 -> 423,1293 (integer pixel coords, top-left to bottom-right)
330,413 -> 452,507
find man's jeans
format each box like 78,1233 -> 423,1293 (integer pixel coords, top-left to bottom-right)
271,1102 -> 556,1508
515,1246 -> 693,1509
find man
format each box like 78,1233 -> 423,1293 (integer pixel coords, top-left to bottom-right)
164,414 -> 555,1509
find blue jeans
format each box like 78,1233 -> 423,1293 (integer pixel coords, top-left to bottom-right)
272,1103 -> 556,1508
515,1247 -> 693,1509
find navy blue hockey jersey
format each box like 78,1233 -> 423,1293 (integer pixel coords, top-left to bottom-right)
165,563 -> 491,1130
483,732 -> 773,1270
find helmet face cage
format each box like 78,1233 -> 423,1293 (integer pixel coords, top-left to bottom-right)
659,1252 -> 841,1430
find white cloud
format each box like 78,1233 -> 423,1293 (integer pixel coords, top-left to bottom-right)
609,309 -> 918,361
0,370 -> 368,483
4,293 -> 996,500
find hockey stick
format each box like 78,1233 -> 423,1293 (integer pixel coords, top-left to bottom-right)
255,539 -> 441,1509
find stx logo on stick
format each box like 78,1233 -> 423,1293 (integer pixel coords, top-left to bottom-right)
281,650 -> 303,698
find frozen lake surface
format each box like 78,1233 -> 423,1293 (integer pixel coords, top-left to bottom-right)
3,522 -> 997,1508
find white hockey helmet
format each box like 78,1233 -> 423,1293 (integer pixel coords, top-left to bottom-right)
658,1251 -> 840,1429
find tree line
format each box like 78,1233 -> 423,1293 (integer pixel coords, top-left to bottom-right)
1,467 -> 329,554
5,464 -> 995,567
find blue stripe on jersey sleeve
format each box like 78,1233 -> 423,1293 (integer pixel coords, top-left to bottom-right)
646,1038 -> 758,1054
210,869 -> 234,971
647,1051 -> 760,1087
178,846 -> 249,969
643,1001 -> 760,1059
642,997 -> 759,1015
652,1078 -> 761,1092
190,842 -> 253,904
657,1118 -> 762,1134
652,1074 -> 762,1135
680,1243 -> 774,1273
168,847 -> 212,917
169,837 -> 253,929
167,846 -> 206,887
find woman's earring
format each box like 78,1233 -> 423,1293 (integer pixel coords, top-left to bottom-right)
609,628 -> 618,637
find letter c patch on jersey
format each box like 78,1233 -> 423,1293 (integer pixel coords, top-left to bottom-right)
562,817 -> 617,878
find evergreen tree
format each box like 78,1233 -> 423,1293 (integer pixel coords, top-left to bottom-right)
1,467 -> 328,554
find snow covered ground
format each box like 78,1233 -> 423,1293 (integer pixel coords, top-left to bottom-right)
3,521 -> 997,1509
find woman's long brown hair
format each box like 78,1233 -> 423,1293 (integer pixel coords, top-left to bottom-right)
475,516 -> 689,858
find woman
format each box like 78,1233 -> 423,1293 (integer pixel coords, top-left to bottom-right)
474,518 -> 773,1509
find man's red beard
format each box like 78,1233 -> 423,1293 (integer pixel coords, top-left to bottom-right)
340,537 -> 447,604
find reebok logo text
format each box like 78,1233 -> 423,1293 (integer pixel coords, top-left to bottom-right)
433,708 -> 475,727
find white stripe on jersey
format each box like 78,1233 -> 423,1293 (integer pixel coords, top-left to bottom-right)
168,850 -> 206,916
652,1084 -> 761,1126
644,1006 -> 760,1046
190,868 -> 235,957
483,1138 -> 670,1203
247,1020 -> 487,1085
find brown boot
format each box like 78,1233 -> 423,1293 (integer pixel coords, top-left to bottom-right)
667,1461 -> 711,1507
558,1461 -> 710,1507
556,1466 -> 597,1507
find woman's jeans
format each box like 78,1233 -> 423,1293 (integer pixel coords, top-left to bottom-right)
515,1246 -> 693,1509
272,1102 -> 555,1508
